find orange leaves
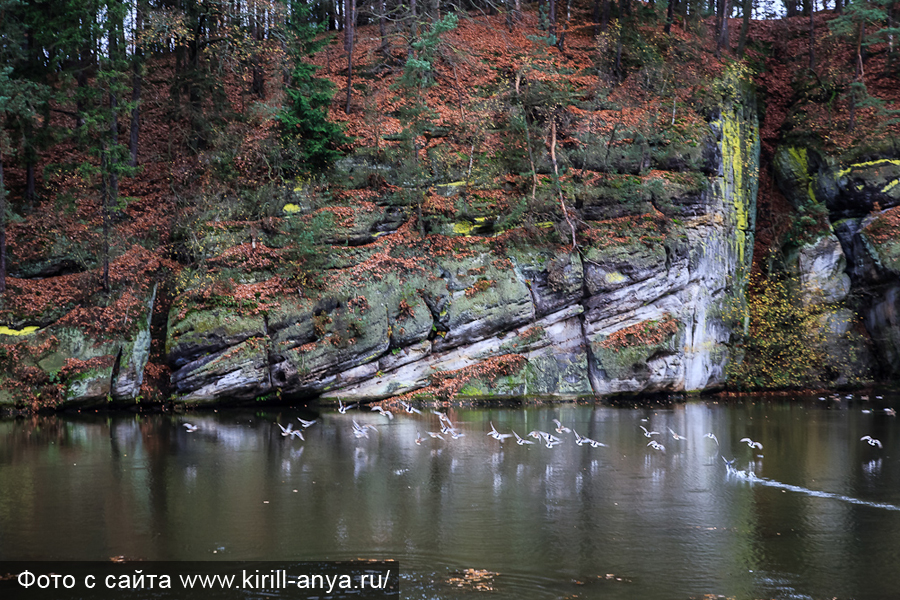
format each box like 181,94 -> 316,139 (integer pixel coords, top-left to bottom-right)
598,316 -> 679,351
392,353 -> 527,402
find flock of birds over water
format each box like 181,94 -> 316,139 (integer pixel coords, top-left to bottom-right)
179,392 -> 897,469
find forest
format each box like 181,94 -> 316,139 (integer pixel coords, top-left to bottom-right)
0,0 -> 899,408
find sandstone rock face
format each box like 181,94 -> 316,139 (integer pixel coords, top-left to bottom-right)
775,141 -> 900,382
165,93 -> 760,403
0,285 -> 157,406
796,234 -> 852,306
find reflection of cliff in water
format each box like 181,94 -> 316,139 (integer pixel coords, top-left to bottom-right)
2,396 -> 900,599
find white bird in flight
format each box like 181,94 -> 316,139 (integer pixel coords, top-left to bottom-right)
552,419 -> 572,434
513,430 -> 534,445
640,425 -> 660,438
370,405 -> 394,420
861,435 -> 883,448
668,427 -> 686,441
740,437 -> 763,450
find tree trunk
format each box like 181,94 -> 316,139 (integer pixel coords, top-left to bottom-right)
251,1 -> 265,98
379,0 -> 388,55
549,0 -> 557,42
809,0 -> 815,71
0,152 -> 6,294
737,0 -> 750,56
557,0 -> 570,49
409,0 -> 417,60
345,0 -> 356,113
716,0 -> 730,57
665,0 -> 675,33
130,0 -> 144,167
101,149 -> 110,293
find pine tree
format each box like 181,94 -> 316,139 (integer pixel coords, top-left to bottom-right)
278,5 -> 349,173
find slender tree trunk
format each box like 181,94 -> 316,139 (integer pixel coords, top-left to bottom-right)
848,22 -> 864,133
251,0 -> 265,98
345,0 -> 355,113
538,0 -> 547,30
888,1 -> 895,55
601,0 -> 610,31
108,20 -> 120,210
379,0 -> 388,55
0,152 -> 6,294
809,0 -> 815,71
737,0 -> 750,55
557,0 -> 570,49
101,148 -> 110,293
593,0 -> 601,36
548,0 -> 557,41
835,0 -> 842,14
130,0 -> 144,167
716,0 -> 730,57
408,0 -> 417,60
665,0 -> 675,33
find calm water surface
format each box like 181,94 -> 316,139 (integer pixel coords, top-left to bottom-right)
2,394 -> 900,600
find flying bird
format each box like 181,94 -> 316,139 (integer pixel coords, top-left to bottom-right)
552,419 -> 572,434
183,423 -> 198,432
513,430 -> 534,445
668,427 -> 686,441
399,401 -> 422,415
370,406 -> 394,420
704,432 -> 719,446
861,435 -> 883,448
740,437 -> 763,450
640,425 -> 660,438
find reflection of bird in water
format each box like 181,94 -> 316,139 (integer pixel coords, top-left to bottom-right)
740,437 -> 763,450
704,433 -> 719,446
640,426 -> 660,438
861,435 -> 883,448
183,423 -> 198,433
513,430 -> 534,445
370,406 -> 394,420
668,427 -> 686,441
552,419 -> 572,434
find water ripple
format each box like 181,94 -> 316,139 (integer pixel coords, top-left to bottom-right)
727,467 -> 900,511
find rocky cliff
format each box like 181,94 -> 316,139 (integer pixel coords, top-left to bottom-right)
162,86 -> 759,404
775,144 -> 900,381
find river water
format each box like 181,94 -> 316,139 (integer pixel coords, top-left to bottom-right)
2,394 -> 900,600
